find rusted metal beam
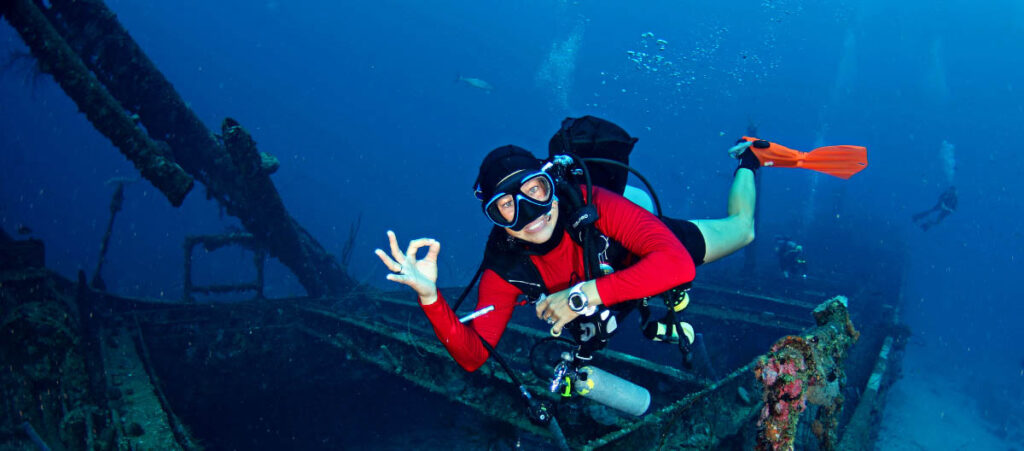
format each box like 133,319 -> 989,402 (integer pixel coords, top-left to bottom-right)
4,0 -> 355,298
295,306 -> 556,438
1,0 -> 194,206
580,358 -> 763,450
99,326 -> 190,450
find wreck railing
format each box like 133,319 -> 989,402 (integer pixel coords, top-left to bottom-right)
182,234 -> 266,303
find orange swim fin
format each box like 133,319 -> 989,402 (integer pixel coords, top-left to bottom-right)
741,137 -> 868,179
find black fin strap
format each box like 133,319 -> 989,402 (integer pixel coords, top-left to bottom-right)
665,307 -> 694,369
638,298 -> 652,328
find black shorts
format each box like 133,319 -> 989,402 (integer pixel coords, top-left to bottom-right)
661,217 -> 706,267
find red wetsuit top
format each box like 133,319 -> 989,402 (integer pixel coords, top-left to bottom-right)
421,186 -> 695,371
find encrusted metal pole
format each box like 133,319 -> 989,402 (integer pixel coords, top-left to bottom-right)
91,180 -> 127,290
754,296 -> 859,451
4,0 -> 356,297
1,0 -> 194,206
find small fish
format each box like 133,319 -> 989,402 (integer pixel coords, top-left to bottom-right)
456,75 -> 494,92
17,224 -> 32,235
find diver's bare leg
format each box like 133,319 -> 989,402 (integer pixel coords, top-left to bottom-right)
922,209 -> 951,230
692,168 -> 756,264
912,204 -> 941,222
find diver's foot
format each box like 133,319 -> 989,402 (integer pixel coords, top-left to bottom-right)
730,141 -> 760,173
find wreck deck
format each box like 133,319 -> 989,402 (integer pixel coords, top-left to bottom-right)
63,276 -> 903,450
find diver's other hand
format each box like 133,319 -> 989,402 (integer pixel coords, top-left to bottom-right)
375,230 -> 440,305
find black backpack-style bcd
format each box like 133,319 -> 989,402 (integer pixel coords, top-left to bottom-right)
548,115 -> 638,197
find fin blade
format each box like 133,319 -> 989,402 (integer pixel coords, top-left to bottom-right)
802,145 -> 869,179
747,139 -> 868,179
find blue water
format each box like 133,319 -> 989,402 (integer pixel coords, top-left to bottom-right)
2,0 -> 1022,447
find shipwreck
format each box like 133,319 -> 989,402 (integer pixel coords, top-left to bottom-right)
1,1 -> 909,449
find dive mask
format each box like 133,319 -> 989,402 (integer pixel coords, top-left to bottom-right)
480,170 -> 556,231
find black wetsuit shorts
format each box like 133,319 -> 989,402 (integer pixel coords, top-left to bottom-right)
661,217 -> 707,267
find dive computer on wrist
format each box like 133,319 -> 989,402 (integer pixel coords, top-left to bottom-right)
567,282 -> 590,313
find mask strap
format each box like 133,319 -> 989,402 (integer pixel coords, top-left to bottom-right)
472,174 -> 484,200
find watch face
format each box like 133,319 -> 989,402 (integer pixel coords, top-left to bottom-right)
568,292 -> 586,311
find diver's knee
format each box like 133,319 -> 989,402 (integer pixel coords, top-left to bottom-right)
743,225 -> 756,247
733,215 -> 755,247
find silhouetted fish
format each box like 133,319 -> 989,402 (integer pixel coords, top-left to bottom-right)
17,224 -> 32,235
455,75 -> 493,92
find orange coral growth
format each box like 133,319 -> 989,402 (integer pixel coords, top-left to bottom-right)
844,318 -> 860,341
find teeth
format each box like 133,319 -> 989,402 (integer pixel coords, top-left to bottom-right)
527,215 -> 547,232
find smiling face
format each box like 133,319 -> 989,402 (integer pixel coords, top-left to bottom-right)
474,146 -> 558,242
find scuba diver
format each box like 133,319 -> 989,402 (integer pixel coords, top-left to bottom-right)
375,116 -> 867,419
912,186 -> 957,231
774,236 -> 807,279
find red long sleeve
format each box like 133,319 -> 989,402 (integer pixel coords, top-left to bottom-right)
425,186 -> 696,372
589,187 -> 696,304
420,269 -> 521,372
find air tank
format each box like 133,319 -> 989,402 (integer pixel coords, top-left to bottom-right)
574,365 -> 651,416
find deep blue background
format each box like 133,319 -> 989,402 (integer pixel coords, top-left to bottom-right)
2,0 -> 1022,442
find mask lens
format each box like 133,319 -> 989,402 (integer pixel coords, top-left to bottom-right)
485,193 -> 517,226
519,174 -> 552,203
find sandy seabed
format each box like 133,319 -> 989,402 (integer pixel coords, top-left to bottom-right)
875,342 -> 1023,451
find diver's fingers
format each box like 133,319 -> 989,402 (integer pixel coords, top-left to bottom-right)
405,238 -> 435,263
386,230 -> 405,263
552,315 -> 575,337
535,296 -> 551,319
385,272 -> 411,286
374,248 -> 402,272
540,304 -> 561,326
422,240 -> 441,263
